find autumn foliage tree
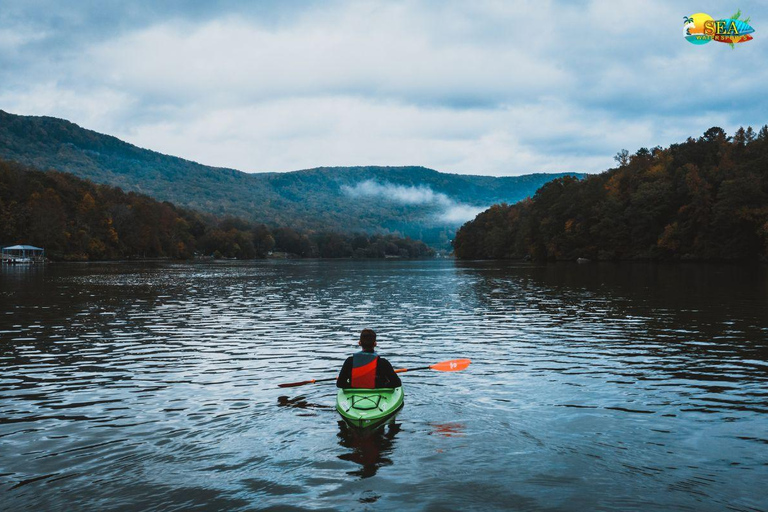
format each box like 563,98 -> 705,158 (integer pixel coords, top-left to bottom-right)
0,160 -> 434,261
454,126 -> 768,262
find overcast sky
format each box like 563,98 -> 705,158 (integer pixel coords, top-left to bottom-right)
0,1 -> 765,175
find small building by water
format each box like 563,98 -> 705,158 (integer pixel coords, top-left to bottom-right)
1,245 -> 46,264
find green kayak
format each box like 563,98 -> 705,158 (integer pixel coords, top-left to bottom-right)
336,387 -> 404,428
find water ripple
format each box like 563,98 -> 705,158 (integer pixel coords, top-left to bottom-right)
1,260 -> 766,511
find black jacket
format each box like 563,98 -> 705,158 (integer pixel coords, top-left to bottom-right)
336,352 -> 402,388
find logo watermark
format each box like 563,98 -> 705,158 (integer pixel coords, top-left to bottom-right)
684,9 -> 754,46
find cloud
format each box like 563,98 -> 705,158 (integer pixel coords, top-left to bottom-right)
342,180 -> 486,224
82,13 -> 568,109
343,180 -> 453,206
1,1 -> 767,175
438,204 -> 488,224
0,83 -> 136,131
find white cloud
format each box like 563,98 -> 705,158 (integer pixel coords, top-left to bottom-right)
438,204 -> 488,224
0,28 -> 47,51
1,1 -> 766,175
0,83 -> 136,133
83,5 -> 568,107
342,179 -> 486,225
343,180 -> 451,206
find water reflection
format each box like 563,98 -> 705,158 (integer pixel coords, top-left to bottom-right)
276,395 -> 332,417
429,422 -> 465,438
336,420 -> 401,478
454,261 -> 768,415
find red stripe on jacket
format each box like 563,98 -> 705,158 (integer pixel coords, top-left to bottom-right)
351,356 -> 379,388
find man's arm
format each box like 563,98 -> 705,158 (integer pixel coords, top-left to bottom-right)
336,357 -> 353,388
377,358 -> 402,388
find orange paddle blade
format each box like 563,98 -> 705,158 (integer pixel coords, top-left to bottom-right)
430,359 -> 471,372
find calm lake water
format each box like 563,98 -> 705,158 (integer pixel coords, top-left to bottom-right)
1,260 -> 767,511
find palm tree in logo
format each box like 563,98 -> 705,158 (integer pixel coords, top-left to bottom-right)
683,15 -> 694,35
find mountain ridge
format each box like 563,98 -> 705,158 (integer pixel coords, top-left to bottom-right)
0,109 -> 582,246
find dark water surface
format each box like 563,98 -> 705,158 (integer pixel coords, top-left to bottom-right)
1,260 -> 767,511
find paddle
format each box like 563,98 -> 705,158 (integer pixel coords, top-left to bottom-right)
277,358 -> 471,388
394,358 -> 471,374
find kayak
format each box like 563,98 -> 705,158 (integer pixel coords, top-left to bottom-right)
336,387 -> 404,428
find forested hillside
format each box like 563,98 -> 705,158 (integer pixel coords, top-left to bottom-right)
0,159 -> 433,261
0,110 -> 578,247
454,126 -> 768,261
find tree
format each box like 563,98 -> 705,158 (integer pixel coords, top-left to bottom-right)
614,149 -> 630,167
454,125 -> 768,262
701,127 -> 728,146
733,127 -> 747,146
0,158 -> 436,261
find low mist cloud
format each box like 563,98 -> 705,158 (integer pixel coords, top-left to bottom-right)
438,204 -> 487,224
342,180 -> 485,225
343,180 -> 451,206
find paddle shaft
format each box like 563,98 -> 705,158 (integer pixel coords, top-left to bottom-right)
278,376 -> 337,388
279,365 -> 434,388
395,366 -> 430,373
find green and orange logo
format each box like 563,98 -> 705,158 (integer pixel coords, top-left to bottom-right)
684,10 -> 754,46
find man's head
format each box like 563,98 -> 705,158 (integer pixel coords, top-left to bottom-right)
359,329 -> 377,351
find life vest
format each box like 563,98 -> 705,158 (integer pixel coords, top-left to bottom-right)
351,351 -> 379,388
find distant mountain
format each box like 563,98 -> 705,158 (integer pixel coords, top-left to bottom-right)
0,110 -> 581,246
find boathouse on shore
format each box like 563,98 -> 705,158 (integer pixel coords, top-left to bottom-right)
1,245 -> 46,264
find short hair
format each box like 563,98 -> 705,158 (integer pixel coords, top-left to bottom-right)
359,329 -> 376,350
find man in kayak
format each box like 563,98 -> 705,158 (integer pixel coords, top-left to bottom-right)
336,329 -> 402,389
